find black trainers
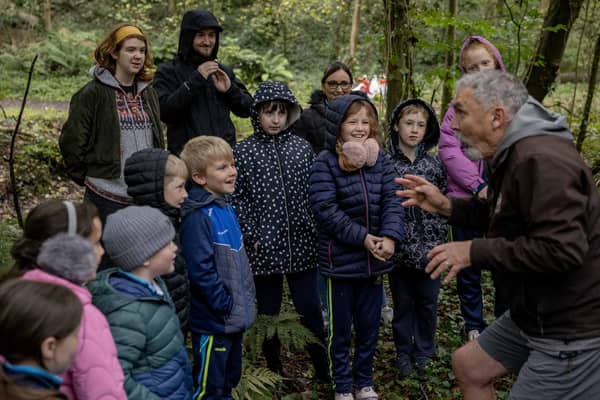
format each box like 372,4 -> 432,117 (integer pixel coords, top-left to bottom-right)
395,354 -> 413,379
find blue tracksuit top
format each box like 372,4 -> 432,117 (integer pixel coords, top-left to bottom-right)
180,184 -> 256,335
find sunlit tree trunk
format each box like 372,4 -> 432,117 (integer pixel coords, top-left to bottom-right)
168,0 -> 176,16
349,0 -> 361,68
524,0 -> 584,101
43,0 -> 52,31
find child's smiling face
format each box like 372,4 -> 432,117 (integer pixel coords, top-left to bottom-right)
340,106 -> 371,144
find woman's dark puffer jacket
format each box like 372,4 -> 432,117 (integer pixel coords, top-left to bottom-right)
293,90 -> 329,155
308,95 -> 404,278
124,148 -> 190,334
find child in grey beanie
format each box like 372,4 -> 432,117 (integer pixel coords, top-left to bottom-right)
88,205 -> 193,398
102,205 -> 175,271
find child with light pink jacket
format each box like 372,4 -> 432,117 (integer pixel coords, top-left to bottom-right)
6,199 -> 127,400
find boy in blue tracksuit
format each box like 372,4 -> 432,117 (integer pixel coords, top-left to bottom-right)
308,95 -> 404,400
387,99 -> 448,378
179,136 -> 256,400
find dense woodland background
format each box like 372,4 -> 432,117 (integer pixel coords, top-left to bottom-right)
0,1 -> 599,399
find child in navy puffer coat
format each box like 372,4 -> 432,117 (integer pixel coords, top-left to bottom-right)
308,95 -> 404,400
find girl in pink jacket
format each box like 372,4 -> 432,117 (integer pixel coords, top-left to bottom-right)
438,36 -> 509,341
6,199 -> 127,400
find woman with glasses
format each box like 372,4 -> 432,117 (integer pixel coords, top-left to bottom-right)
294,61 -> 353,154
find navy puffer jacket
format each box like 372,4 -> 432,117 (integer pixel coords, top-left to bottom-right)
388,99 -> 448,270
308,95 -> 404,278
232,81 -> 318,275
124,148 -> 190,334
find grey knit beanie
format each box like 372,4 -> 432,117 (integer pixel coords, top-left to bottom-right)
37,233 -> 97,285
103,206 -> 175,271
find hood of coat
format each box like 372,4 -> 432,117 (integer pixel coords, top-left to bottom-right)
388,99 -> 440,159
180,184 -> 228,218
124,148 -> 179,218
89,269 -> 167,314
459,35 -> 506,75
251,81 -> 302,141
491,96 -> 573,171
23,268 -> 91,306
324,94 -> 378,150
90,65 -> 148,93
177,9 -> 223,64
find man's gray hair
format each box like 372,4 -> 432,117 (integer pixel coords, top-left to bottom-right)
456,70 -> 528,117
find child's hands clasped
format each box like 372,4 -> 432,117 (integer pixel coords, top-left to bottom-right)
364,234 -> 394,261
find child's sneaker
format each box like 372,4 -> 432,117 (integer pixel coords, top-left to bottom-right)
334,392 -> 354,400
355,386 -> 378,400
467,329 -> 480,342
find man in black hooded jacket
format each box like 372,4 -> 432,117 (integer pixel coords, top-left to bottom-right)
154,10 -> 252,154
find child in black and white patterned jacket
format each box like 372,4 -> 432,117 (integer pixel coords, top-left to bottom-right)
387,99 -> 448,379
232,81 -> 329,382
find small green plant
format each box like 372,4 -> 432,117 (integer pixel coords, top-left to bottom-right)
233,364 -> 280,400
0,221 -> 21,278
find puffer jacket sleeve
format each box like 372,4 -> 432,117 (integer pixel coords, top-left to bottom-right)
232,145 -> 259,246
308,155 -> 368,246
378,154 -> 405,242
106,308 -> 161,400
438,106 -> 485,193
69,305 -> 128,400
59,86 -> 95,186
181,211 -> 234,314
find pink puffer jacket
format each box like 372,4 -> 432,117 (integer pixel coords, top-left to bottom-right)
23,269 -> 127,400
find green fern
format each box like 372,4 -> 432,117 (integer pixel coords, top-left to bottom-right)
243,312 -> 320,363
232,364 -> 280,400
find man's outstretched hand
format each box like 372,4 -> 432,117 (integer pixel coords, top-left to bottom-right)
395,174 -> 452,217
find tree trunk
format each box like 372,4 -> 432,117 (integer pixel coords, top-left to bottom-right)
575,30 -> 600,152
383,0 -> 414,122
349,0 -> 361,68
168,0 -> 176,16
43,0 -> 52,31
330,1 -> 350,63
524,0 -> 584,101
441,0 -> 457,116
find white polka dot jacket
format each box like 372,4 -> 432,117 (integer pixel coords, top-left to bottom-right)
232,81 -> 319,276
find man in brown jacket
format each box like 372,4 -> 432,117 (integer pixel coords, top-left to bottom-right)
397,70 -> 600,400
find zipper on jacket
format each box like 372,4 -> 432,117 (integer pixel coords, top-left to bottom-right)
359,169 -> 372,276
272,139 -> 294,271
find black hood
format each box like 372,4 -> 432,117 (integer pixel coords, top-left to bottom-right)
324,94 -> 378,150
177,9 -> 223,64
124,148 -> 179,219
387,99 -> 440,159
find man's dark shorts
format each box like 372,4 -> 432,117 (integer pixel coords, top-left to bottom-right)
478,312 -> 600,399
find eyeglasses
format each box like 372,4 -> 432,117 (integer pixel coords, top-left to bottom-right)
325,80 -> 352,90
